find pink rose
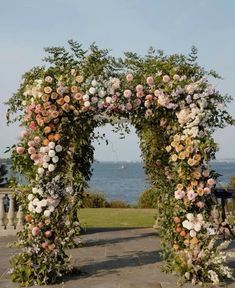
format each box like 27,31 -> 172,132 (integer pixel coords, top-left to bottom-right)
154,90 -> 160,97
136,91 -> 144,98
136,84 -> 143,92
196,201 -> 205,209
123,89 -> 132,98
175,190 -> 185,200
204,187 -> 211,194
45,230 -> 52,238
202,170 -> 210,177
32,226 -> 40,236
16,146 -> 25,154
126,73 -> 134,82
29,121 -> 37,130
126,103 -> 132,110
28,147 -> 36,155
30,153 -> 40,161
162,75 -> 170,83
20,130 -> 28,139
28,140 -> 36,147
112,95 -> 117,102
146,76 -> 154,85
187,190 -> 197,201
35,104 -> 41,113
145,94 -> 153,101
145,109 -> 153,117
41,242 -> 48,249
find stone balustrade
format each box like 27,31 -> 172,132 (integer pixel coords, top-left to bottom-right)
0,188 -> 23,235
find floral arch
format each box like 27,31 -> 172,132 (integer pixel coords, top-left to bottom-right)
7,41 -> 234,286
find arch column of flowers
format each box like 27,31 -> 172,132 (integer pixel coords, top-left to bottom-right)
7,42 -> 234,286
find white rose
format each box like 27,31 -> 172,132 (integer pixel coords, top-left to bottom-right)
83,94 -> 89,101
44,210 -> 51,217
89,87 -> 96,95
32,198 -> 39,205
48,164 -> 55,172
43,155 -> 50,162
91,80 -> 98,87
37,188 -> 43,196
105,96 -> 112,104
48,142 -> 55,149
37,167 -> 44,175
43,162 -> 49,169
48,150 -> 56,158
35,206 -> 42,213
98,90 -> 106,98
84,101 -> 90,107
55,145 -> 62,152
189,230 -> 197,237
182,220 -> 194,230
28,194 -> 34,201
52,156 -> 59,163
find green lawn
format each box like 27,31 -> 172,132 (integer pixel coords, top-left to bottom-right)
78,208 -> 156,228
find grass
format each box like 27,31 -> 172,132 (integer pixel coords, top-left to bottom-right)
78,208 -> 156,228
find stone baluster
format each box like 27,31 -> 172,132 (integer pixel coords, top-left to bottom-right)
7,194 -> 15,229
16,205 -> 24,229
0,193 -> 5,229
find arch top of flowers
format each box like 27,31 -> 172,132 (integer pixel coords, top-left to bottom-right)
7,42 -> 235,286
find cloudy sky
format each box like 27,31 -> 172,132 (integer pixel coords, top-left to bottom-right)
0,0 -> 235,161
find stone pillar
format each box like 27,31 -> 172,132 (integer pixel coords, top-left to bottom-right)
0,193 -> 5,229
7,194 -> 15,229
16,205 -> 23,229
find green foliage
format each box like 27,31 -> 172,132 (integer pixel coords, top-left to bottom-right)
229,175 -> 235,188
108,199 -> 130,208
138,188 -> 158,208
81,190 -> 108,208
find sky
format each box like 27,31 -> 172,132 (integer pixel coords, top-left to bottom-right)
0,0 -> 235,161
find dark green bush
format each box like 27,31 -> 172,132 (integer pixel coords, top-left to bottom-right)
108,200 -> 130,208
81,190 -> 108,208
138,187 -> 158,208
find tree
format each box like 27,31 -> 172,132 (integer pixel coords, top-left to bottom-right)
229,175 -> 235,188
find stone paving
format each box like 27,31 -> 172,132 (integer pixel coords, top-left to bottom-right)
1,228 -> 235,288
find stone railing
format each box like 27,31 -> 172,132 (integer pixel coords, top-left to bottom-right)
0,188 -> 23,235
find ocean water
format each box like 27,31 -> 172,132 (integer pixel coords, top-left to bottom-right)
88,161 -> 235,204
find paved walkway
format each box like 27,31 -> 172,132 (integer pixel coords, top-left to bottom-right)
1,228 -> 235,287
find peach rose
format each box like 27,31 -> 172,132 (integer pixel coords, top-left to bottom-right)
146,76 -> 154,85
162,75 -> 170,83
44,87 -> 52,94
16,146 -> 25,154
71,86 -> 78,93
75,75 -> 84,83
126,73 -> 134,82
136,84 -> 143,92
123,89 -> 132,98
145,94 -> 153,101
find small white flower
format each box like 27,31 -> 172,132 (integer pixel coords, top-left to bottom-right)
37,188 -> 43,196
91,80 -> 98,87
37,167 -> 44,175
48,142 -> 55,149
66,186 -> 73,193
28,203 -> 35,212
194,223 -> 202,232
91,96 -> 98,103
44,210 -> 51,217
48,150 -> 56,158
40,199 -> 48,207
32,187 -> 38,194
84,101 -> 91,107
83,94 -> 89,101
28,194 -> 34,201
106,96 -> 112,104
186,213 -> 194,221
48,164 -> 55,172
89,87 -> 96,95
55,145 -> 62,152
49,206 -> 55,212
43,162 -> 49,169
32,198 -> 39,205
52,156 -> 59,163
35,206 -> 42,213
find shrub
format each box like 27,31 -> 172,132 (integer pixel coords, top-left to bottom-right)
138,187 -> 158,208
81,190 -> 108,208
108,200 -> 130,208
229,175 -> 235,188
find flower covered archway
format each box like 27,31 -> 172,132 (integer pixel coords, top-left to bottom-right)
7,41 -> 234,286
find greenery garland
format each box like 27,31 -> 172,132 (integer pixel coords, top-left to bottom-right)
6,41 -> 235,286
